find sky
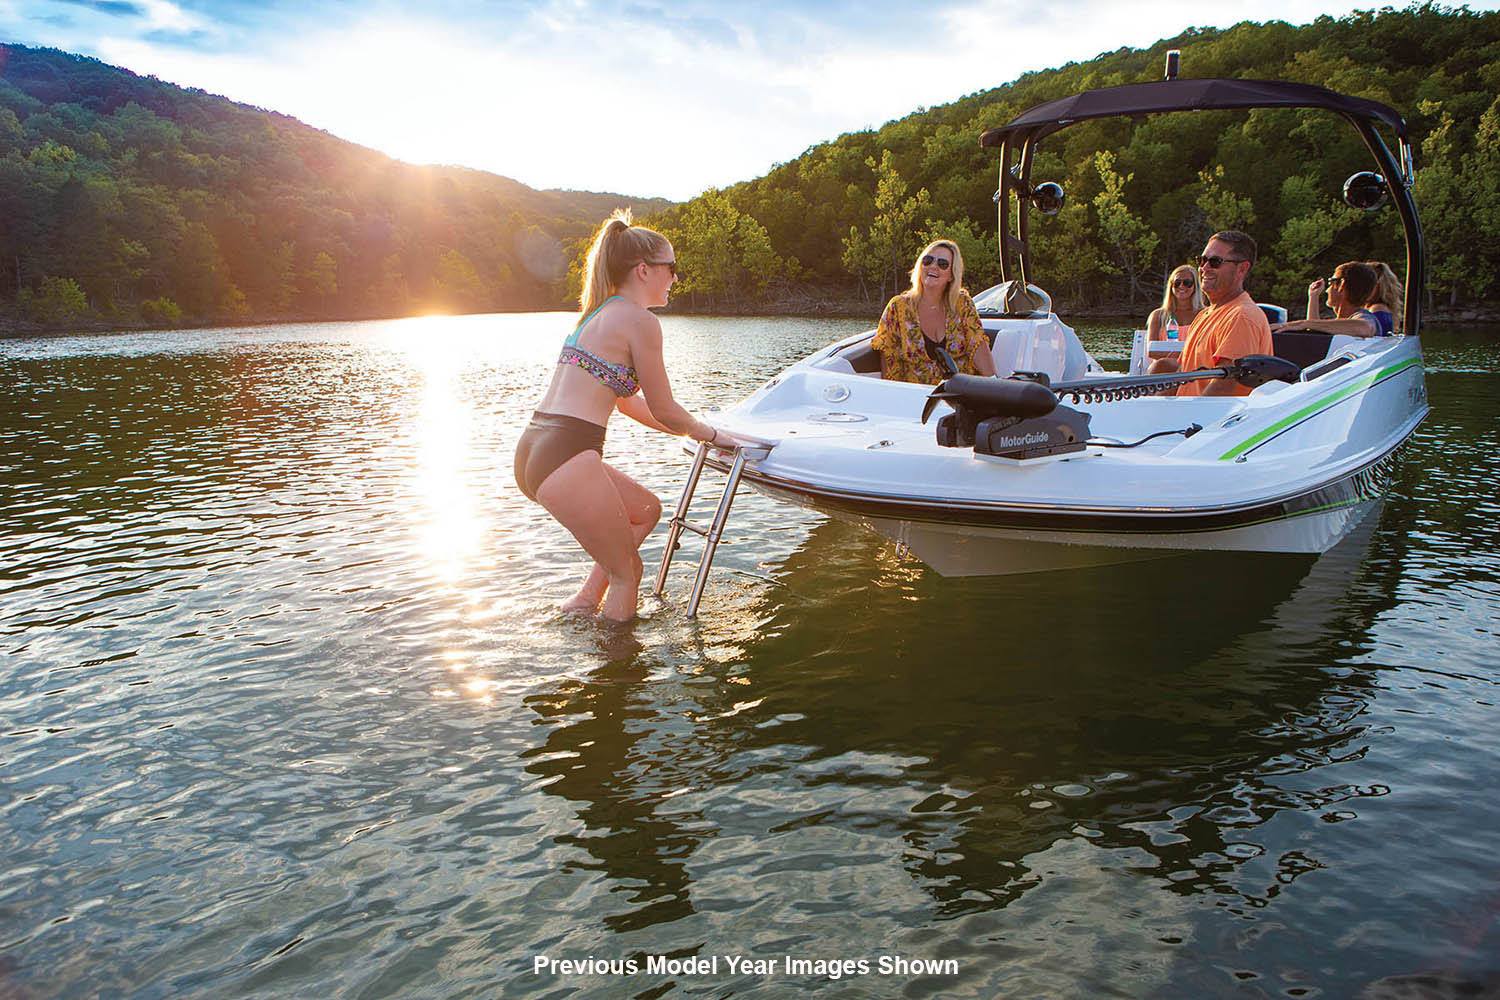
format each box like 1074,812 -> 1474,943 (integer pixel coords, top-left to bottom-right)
5,0 -> 1500,202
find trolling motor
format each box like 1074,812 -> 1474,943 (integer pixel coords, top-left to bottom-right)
919,338 -> 1089,460
920,355 -> 1301,461
921,373 -> 1090,460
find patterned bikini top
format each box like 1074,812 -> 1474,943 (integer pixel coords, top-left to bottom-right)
559,296 -> 640,397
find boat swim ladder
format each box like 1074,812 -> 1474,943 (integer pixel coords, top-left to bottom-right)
652,440 -> 771,618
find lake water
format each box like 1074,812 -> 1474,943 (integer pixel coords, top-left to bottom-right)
2,314 -> 1497,998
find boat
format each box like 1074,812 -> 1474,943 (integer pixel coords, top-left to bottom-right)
689,63 -> 1430,578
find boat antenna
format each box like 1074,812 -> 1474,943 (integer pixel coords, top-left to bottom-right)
1164,49 -> 1180,81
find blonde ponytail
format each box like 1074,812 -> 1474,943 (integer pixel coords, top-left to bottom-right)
578,209 -> 672,315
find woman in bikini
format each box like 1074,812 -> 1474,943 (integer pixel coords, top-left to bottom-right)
514,211 -> 724,622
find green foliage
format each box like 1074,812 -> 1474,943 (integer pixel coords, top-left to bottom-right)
19,276 -> 89,324
1092,151 -> 1161,304
139,296 -> 182,326
655,190 -> 784,310
432,249 -> 486,310
650,5 -> 1500,312
1196,165 -> 1257,232
0,43 -> 671,326
1416,93 -> 1500,303
921,216 -> 999,290
841,151 -> 932,301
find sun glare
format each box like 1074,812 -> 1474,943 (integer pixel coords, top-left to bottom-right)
393,317 -> 486,587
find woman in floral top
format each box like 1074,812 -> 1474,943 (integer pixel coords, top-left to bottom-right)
871,239 -> 997,384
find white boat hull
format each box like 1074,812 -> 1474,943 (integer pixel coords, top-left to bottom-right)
712,317 -> 1427,577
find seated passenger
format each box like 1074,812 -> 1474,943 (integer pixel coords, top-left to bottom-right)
1365,260 -> 1402,334
872,240 -> 997,384
1145,264 -> 1203,343
1148,230 -> 1273,396
1271,261 -> 1390,337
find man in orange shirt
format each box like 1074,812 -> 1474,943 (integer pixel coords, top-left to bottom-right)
1150,230 -> 1273,397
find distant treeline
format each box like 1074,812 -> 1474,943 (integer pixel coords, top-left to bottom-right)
644,4 -> 1500,316
4,6 -> 1499,332
0,43 -> 669,328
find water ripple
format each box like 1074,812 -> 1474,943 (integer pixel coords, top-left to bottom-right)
0,317 -> 1495,998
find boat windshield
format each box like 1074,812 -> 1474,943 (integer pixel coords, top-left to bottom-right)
972,281 -> 1053,318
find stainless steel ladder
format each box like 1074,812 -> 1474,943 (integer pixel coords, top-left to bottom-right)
652,440 -> 771,618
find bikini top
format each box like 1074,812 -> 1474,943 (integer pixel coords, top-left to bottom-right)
559,295 -> 640,397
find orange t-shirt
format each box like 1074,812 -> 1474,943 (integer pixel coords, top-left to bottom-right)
1174,292 -> 1273,397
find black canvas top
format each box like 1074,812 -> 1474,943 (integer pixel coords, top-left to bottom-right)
980,78 -> 1408,147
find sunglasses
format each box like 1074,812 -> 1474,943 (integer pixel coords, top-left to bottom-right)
646,259 -> 682,278
1173,278 -> 1196,289
921,255 -> 952,270
1198,255 -> 1248,269
1326,275 -> 1345,287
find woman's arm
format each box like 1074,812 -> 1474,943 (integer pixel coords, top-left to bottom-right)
871,298 -> 901,381
971,340 -> 997,377
616,393 -> 673,432
1146,307 -> 1164,341
958,292 -> 996,376
1305,278 -> 1325,322
1271,315 -> 1378,338
628,314 -> 718,442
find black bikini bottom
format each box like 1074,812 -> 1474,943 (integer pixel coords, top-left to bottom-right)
514,411 -> 607,501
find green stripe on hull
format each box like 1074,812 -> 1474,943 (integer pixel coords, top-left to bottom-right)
1218,357 -> 1421,462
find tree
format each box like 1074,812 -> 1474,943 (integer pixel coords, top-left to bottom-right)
432,248 -> 486,311
19,276 -> 89,324
656,191 -> 782,309
302,250 -> 339,305
842,150 -> 931,301
1195,164 -> 1256,232
1092,150 -> 1160,305
921,216 -> 1000,291
1267,174 -> 1362,305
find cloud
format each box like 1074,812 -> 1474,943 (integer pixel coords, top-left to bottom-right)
4,0 -> 212,45
11,0 -> 1500,200
53,0 -> 148,17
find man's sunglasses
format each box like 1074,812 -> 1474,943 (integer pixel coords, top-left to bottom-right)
1172,278 -> 1196,288
921,255 -> 952,270
646,259 -> 682,278
1198,255 -> 1248,269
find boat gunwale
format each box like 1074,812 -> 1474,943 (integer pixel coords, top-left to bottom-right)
705,407 -> 1426,535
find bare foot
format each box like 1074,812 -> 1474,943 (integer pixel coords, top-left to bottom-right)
559,592 -> 602,615
599,577 -> 639,623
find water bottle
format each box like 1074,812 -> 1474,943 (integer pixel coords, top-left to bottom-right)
1165,315 -> 1179,340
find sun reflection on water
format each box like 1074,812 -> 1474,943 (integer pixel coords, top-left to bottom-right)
393,317 -> 487,588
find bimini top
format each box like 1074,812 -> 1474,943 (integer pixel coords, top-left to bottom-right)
980,78 -> 1409,147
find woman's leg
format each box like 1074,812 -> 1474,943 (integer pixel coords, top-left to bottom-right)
559,464 -> 663,614
535,452 -> 648,622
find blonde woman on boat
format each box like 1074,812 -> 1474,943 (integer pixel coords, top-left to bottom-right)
1145,264 -> 1203,344
1366,260 -> 1403,333
872,239 -> 997,384
514,210 -> 726,623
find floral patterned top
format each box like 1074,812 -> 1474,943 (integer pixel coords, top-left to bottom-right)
871,290 -> 989,384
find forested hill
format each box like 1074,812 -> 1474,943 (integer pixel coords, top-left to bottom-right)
647,5 -> 1500,316
0,44 -> 670,329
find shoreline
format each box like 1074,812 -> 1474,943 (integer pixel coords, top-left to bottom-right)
4,301 -> 1499,340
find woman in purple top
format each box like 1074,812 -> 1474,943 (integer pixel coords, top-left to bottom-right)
1272,261 -> 1392,338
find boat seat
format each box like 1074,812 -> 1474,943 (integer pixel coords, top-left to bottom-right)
1272,331 -> 1334,370
836,341 -> 883,374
